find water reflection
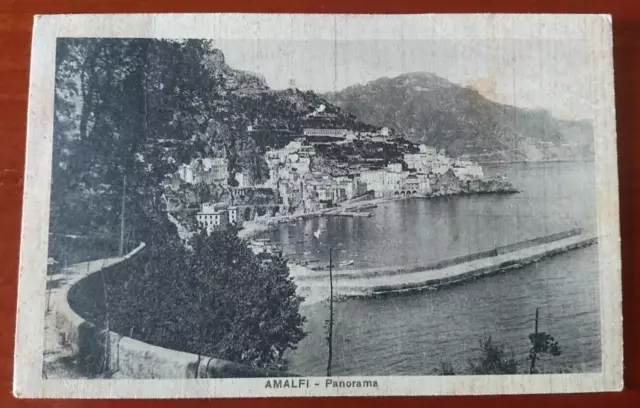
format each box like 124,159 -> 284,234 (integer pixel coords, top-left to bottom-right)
266,162 -> 601,375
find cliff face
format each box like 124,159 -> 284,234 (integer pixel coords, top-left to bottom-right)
199,47 -> 379,136
323,72 -> 594,162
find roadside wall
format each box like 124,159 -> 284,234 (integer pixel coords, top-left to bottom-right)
55,243 -> 294,379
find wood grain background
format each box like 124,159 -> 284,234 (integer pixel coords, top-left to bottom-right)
0,0 -> 638,406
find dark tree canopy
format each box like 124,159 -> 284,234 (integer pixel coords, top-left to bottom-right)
106,227 -> 306,370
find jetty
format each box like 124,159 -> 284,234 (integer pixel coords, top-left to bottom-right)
327,211 -> 373,218
293,228 -> 597,299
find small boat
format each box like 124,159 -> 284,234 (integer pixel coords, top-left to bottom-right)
339,260 -> 354,267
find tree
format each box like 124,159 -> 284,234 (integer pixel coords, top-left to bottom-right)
528,308 -> 562,374
107,226 -> 306,370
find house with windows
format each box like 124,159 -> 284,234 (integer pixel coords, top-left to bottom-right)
196,203 -> 229,234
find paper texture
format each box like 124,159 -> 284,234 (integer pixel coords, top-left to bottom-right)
14,13 -> 622,398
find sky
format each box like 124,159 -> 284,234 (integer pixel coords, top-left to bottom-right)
213,39 -> 596,121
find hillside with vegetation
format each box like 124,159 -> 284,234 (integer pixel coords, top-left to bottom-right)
51,38 -> 322,371
50,38 -> 377,246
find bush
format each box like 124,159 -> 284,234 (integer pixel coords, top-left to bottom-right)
432,361 -> 456,376
107,225 -> 306,370
466,336 -> 518,375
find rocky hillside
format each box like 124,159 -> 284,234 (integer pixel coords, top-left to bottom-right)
195,47 -> 378,136
50,38 -> 378,244
324,72 -> 594,162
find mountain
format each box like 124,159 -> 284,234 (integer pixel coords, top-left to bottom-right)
323,72 -> 594,162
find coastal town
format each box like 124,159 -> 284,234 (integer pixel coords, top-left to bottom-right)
35,34 -> 604,385
159,105 -> 512,239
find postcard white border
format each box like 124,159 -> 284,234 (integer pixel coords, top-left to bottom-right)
14,13 -> 623,398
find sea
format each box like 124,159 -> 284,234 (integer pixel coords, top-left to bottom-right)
260,161 -> 602,375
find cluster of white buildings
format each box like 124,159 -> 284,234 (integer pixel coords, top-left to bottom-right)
262,139 -> 365,210
278,173 -> 366,211
263,140 -> 317,187
177,157 -> 229,185
359,163 -> 431,198
403,145 -> 450,175
262,136 -> 485,202
174,120 -> 486,235
356,144 -> 484,198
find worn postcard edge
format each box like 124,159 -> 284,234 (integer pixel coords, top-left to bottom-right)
13,13 -> 623,398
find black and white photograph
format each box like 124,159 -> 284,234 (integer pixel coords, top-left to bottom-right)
14,14 -> 622,398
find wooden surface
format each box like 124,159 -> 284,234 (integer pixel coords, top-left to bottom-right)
0,0 -> 639,406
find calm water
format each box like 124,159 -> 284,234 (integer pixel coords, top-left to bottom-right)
263,162 -> 602,375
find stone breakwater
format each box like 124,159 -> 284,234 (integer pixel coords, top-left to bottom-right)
292,229 -> 596,303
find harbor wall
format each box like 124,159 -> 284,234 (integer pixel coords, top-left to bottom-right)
494,228 -> 582,256
366,236 -> 597,296
297,229 -> 584,282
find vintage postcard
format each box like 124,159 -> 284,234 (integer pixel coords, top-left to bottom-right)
14,13 -> 622,398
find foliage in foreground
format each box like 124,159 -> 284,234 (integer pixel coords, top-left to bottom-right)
433,331 -> 563,375
467,336 -> 519,375
105,225 -> 306,370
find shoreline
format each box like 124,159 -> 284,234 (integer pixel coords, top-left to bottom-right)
237,184 -> 519,240
237,184 -> 521,306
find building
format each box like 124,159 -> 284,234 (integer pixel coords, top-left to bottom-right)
303,128 -> 347,137
279,180 -> 304,209
404,145 -> 452,176
401,175 -> 420,194
298,144 -> 317,156
387,162 -> 403,173
284,140 -> 304,153
201,157 -> 229,183
177,157 -> 229,185
452,159 -> 484,180
359,169 -> 407,197
235,172 -> 253,188
196,203 -> 229,234
178,164 -> 195,184
419,144 -> 437,154
417,173 -> 432,194
228,206 -> 239,224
